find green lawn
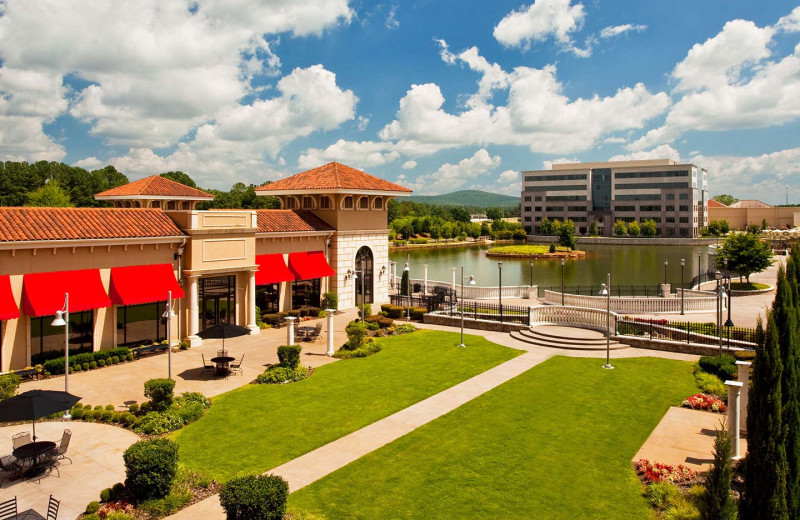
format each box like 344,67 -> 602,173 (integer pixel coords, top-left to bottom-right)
173,330 -> 521,481
289,356 -> 699,520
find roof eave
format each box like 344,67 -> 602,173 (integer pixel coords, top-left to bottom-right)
94,194 -> 214,201
254,188 -> 411,197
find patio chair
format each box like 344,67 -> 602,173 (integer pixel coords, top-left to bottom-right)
201,354 -> 215,378
230,354 -> 244,376
0,455 -> 21,488
12,432 -> 31,450
310,322 -> 323,342
46,495 -> 60,520
0,496 -> 16,520
49,429 -> 72,464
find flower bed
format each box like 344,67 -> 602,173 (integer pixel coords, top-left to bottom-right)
682,393 -> 727,413
635,459 -> 697,484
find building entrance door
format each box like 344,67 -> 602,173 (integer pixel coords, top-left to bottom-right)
199,275 -> 237,331
355,246 -> 373,306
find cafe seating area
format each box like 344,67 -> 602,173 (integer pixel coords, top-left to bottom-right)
1,429 -> 72,488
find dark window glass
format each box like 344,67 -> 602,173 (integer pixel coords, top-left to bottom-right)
200,275 -> 237,331
614,170 -> 689,179
546,195 -> 587,201
293,278 -> 321,309
679,205 -> 689,211
32,311 -> 93,357
591,168 -> 612,211
524,173 -> 587,182
640,206 -> 662,212
256,284 -> 280,313
615,194 -> 661,201
567,206 -> 587,212
545,206 -> 564,212
117,303 -> 166,346
613,206 -> 636,212
615,182 -> 690,190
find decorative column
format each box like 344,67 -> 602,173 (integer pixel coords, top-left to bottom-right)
451,267 -> 457,295
736,361 -> 751,434
326,309 -> 335,356
187,275 -> 201,347
286,316 -> 297,346
423,264 -> 428,294
726,380 -> 744,459
246,270 -> 259,335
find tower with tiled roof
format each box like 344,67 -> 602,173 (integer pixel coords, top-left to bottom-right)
94,174 -> 214,210
256,162 -> 412,310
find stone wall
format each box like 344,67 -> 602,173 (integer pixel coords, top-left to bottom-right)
526,236 -> 718,246
617,335 -> 749,357
331,230 -> 390,310
423,313 -> 529,333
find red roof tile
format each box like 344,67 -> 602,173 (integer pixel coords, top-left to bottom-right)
256,210 -> 335,233
707,199 -> 727,208
95,175 -> 214,199
0,207 -> 186,242
255,162 -> 412,193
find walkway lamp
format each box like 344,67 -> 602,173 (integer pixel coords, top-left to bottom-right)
715,270 -> 723,354
680,258 -> 685,315
458,266 -> 476,347
51,293 -> 70,417
498,262 -> 503,323
697,250 -> 702,286
353,261 -> 367,322
529,261 -> 533,287
162,290 -> 175,379
599,274 -> 613,369
663,259 -> 668,285
404,255 -> 410,321
560,258 -> 565,306
724,258 -> 734,327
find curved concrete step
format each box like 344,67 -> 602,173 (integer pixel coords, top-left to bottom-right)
522,327 -> 611,345
509,327 -> 630,351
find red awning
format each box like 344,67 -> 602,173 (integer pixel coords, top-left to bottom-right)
255,254 -> 295,285
288,251 -> 335,280
110,264 -> 185,306
23,269 -> 112,317
0,275 -> 20,321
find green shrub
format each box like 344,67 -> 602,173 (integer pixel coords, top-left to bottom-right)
100,488 -> 113,502
321,292 -> 338,311
139,491 -> 192,517
123,439 -> 179,502
695,370 -> 726,397
71,407 -> 85,420
0,373 -> 21,401
178,392 -> 211,408
97,359 -> 106,368
84,515 -> 100,520
144,378 -> 175,411
698,355 -> 737,380
365,315 -> 393,328
409,307 -> 427,321
219,474 -> 289,520
262,314 -> 284,327
111,482 -> 126,500
128,403 -> 139,414
126,353 -> 134,362
175,402 -> 206,424
549,243 -> 556,253
733,350 -> 756,361
394,323 -> 416,334
84,362 -> 92,371
122,412 -> 137,426
82,409 -> 95,421
647,482 -> 682,510
409,237 -> 428,244
85,501 -> 101,514
334,339 -> 382,359
256,365 -> 309,384
72,352 -> 94,366
111,356 -> 120,364
344,321 -> 368,350
277,344 -> 302,368
133,411 -> 184,435
104,513 -> 135,520
356,303 -> 372,317
73,364 -> 82,372
105,404 -> 115,411
287,309 -> 301,318
100,409 -> 114,422
380,304 -> 404,319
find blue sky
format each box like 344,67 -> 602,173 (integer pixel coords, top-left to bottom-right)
0,1 -> 799,204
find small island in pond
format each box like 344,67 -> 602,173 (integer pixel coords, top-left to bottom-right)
485,245 -> 586,259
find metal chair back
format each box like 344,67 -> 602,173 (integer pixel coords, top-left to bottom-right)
202,353 -> 213,367
47,495 -> 60,520
59,429 -> 72,451
12,431 -> 31,450
0,497 -> 17,520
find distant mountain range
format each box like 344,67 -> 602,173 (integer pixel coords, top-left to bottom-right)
406,190 -> 519,208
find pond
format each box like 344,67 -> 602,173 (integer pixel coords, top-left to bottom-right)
389,242 -> 712,290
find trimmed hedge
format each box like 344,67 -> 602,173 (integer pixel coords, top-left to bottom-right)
219,474 -> 289,520
123,439 -> 179,502
699,354 -> 737,381
41,346 -> 132,375
277,345 -> 301,369
144,378 -> 175,411
365,315 -> 394,328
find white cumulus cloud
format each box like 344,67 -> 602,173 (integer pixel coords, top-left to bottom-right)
412,149 -> 501,194
493,0 -> 588,56
599,24 -> 647,39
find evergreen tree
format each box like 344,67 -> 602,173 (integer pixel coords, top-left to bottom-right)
743,310 -> 788,520
400,269 -> 410,298
25,181 -> 73,207
703,425 -> 737,520
773,265 -> 800,517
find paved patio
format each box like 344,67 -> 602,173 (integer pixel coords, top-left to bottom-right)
1,421 -> 140,519
19,310 -> 359,408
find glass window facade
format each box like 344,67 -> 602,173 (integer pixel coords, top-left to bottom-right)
615,182 -> 690,190
614,170 -> 689,179
117,303 -> 166,346
616,194 -> 661,201
292,278 -> 321,309
256,284 -> 280,314
590,168 -> 611,211
31,310 -> 93,357
545,195 -> 587,201
524,173 -> 587,182
200,275 -> 237,330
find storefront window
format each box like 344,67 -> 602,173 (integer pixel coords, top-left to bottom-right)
256,284 -> 280,313
200,275 -> 237,331
117,302 -> 166,346
292,278 -> 321,309
31,310 -> 93,357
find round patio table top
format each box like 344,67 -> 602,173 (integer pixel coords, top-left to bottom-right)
13,440 -> 56,460
210,356 -> 235,364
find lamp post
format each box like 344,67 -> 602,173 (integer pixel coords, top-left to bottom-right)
498,262 -> 503,323
715,270 -> 723,355
724,258 -> 734,327
680,258 -> 685,315
353,262 -> 367,322
697,250 -> 702,287
560,258 -> 565,306
529,261 -> 533,287
50,293 -> 70,418
458,266 -> 476,347
599,273 -> 613,369
663,259 -> 668,285
404,254 -> 410,320
162,290 -> 175,379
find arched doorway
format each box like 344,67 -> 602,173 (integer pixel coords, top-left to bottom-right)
355,246 -> 373,306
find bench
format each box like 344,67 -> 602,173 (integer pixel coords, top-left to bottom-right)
5,368 -> 40,380
131,344 -> 169,359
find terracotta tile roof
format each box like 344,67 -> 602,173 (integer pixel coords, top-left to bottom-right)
256,210 -> 335,233
707,199 -> 727,208
0,207 -> 186,242
95,175 -> 214,199
255,162 -> 412,193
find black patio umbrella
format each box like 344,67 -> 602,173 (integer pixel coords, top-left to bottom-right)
198,321 -> 249,351
0,390 -> 81,441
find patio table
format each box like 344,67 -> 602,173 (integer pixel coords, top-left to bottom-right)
210,356 -> 235,376
13,440 -> 56,478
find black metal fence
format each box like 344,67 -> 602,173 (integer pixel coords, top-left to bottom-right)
440,301 -> 530,325
616,317 -> 757,349
389,293 -> 453,313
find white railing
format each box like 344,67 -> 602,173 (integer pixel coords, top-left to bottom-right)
543,290 -> 723,313
529,305 -> 617,333
393,276 -> 530,299
678,288 -> 717,298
